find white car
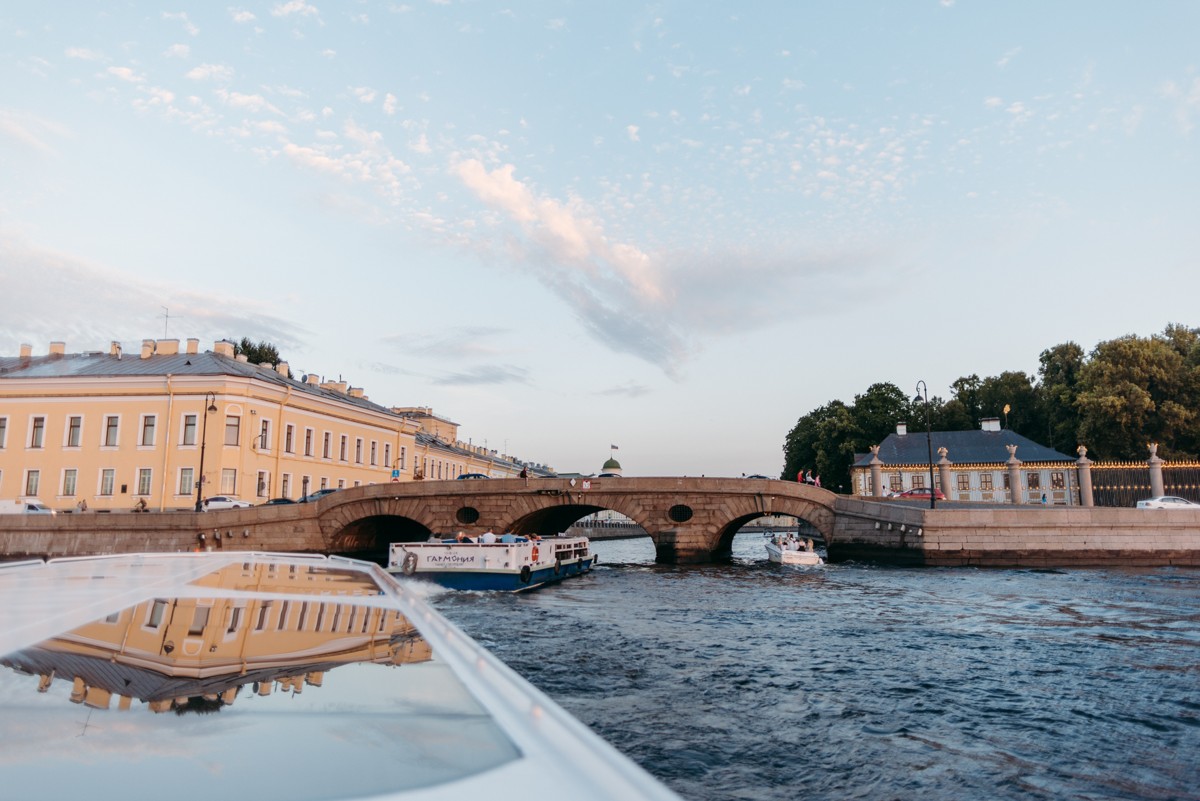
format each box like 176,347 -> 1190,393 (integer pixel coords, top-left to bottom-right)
203,495 -> 253,510
1135,496 -> 1200,509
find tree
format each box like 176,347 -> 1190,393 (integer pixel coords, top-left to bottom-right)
1037,341 -> 1084,453
978,371 -> 1042,435
1075,330 -> 1198,459
233,338 -> 289,375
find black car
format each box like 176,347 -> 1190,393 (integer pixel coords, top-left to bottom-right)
457,473 -> 490,480
298,488 -> 340,503
261,497 -> 296,505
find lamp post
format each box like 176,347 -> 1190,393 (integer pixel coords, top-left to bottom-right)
194,392 -> 217,512
914,380 -> 936,509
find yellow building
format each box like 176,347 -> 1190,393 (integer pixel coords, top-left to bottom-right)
0,338 -> 540,511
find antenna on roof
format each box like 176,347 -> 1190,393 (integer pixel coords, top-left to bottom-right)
161,306 -> 171,338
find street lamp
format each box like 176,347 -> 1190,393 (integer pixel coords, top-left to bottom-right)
914,380 -> 936,510
194,392 -> 218,512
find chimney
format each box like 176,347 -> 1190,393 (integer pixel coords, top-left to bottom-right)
19,343 -> 32,358
140,339 -> 155,359
186,338 -> 199,354
981,417 -> 1001,432
213,340 -> 236,358
235,354 -> 249,363
49,341 -> 66,356
156,339 -> 179,355
349,387 -> 365,398
110,341 -> 122,356
896,422 -> 908,436
276,361 -> 289,377
305,374 -> 321,386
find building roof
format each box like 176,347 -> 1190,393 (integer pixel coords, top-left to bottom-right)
602,457 -> 621,470
853,428 -> 1074,468
0,349 -> 396,417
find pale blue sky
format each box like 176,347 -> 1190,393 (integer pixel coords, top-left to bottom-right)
2,2 -> 1197,479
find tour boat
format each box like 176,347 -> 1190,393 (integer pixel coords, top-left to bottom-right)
0,551 -> 678,801
765,533 -> 824,566
388,535 -> 595,591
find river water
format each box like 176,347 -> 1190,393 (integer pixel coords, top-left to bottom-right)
430,532 -> 1200,801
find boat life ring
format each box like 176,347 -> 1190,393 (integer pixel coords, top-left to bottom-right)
519,565 -> 532,583
402,552 -> 418,575
531,545 -> 540,561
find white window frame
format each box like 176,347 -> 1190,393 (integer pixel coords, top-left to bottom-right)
138,414 -> 157,447
61,468 -> 78,497
99,468 -> 115,496
181,413 -> 198,446
29,415 -> 46,449
24,469 -> 40,497
179,467 -> 195,496
102,415 -> 120,448
137,467 -> 152,496
65,415 -> 83,448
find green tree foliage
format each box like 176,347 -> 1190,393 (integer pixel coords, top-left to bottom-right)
781,323 -> 1200,486
233,338 -> 284,369
1076,326 -> 1200,458
1037,342 -> 1084,454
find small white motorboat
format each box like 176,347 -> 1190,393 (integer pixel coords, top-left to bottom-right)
765,533 -> 824,566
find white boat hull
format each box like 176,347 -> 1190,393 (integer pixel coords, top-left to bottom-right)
765,539 -> 823,566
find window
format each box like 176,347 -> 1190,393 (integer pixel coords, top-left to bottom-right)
256,602 -> 272,631
1027,472 -> 1041,490
25,470 -> 40,496
257,470 -> 268,498
104,416 -> 119,447
320,477 -> 329,490
281,473 -> 291,498
138,468 -> 152,496
227,606 -> 243,634
67,416 -> 82,447
0,416 -> 6,448
140,415 -> 156,446
339,435 -> 348,461
179,468 -> 194,495
100,469 -> 115,496
285,424 -> 295,453
384,443 -> 391,468
30,416 -> 45,448
62,469 -> 77,497
323,432 -> 331,459
956,473 -> 971,491
259,419 -> 270,451
189,606 -> 211,636
355,438 -> 363,464
337,479 -> 346,489
182,414 -> 197,446
370,441 -> 377,466
1051,471 -> 1065,489
979,473 -> 994,491
221,468 -> 237,495
224,415 -> 240,446
305,428 -> 314,457
148,599 -> 168,629
1003,473 -> 1011,490
911,474 -> 925,489
399,446 -> 406,469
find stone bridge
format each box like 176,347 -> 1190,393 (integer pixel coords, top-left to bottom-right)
4,477 -> 1198,567
0,477 -> 834,565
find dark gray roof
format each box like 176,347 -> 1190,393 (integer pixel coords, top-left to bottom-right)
853,428 -> 1074,468
0,350 -> 395,416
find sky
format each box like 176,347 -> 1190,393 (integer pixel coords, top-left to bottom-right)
1,2 -> 1198,480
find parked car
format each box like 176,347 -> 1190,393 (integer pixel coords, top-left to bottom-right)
1135,496 -> 1200,509
298,488 -> 340,503
0,499 -> 56,515
261,497 -> 296,506
202,496 -> 253,510
457,473 -> 490,480
896,487 -> 946,501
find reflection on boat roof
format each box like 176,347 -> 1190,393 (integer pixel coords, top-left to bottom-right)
0,552 -> 680,801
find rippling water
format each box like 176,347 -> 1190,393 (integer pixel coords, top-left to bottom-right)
430,532 -> 1200,801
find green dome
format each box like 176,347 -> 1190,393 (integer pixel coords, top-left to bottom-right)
602,457 -> 622,470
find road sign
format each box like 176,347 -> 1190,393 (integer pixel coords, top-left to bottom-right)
391,469 -> 400,479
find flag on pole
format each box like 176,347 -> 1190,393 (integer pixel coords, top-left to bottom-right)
610,444 -> 619,450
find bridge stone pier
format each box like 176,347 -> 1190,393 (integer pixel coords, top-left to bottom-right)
0,477 -> 835,565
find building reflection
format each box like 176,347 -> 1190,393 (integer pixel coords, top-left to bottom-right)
2,560 -> 431,714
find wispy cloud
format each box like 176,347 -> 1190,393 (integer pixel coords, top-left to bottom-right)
0,110 -> 70,155
0,234 -> 305,353
162,11 -> 199,36
434,365 -> 530,386
272,1 -> 320,19
185,63 -> 235,81
381,327 -> 509,360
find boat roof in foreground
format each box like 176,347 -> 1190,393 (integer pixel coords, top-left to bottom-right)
0,552 -> 679,801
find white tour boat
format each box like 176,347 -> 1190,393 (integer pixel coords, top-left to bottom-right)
765,533 -> 824,566
0,551 -> 678,801
388,534 -> 594,591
